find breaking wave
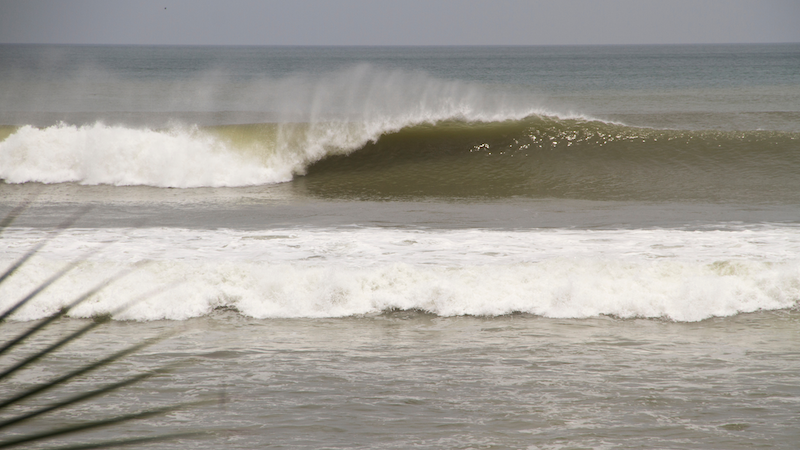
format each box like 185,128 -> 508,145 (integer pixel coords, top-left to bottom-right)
1,227 -> 799,323
0,64 -> 568,188
2,118 -> 799,202
1,62 -> 798,202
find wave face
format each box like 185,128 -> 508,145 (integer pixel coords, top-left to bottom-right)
1,227 -> 798,322
2,117 -> 798,202
303,117 -> 800,202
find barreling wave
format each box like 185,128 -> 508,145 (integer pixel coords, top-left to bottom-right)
0,113 -> 573,189
303,117 -> 800,202
2,115 -> 799,202
0,64 -> 552,187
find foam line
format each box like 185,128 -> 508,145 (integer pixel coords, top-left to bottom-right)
1,227 -> 797,322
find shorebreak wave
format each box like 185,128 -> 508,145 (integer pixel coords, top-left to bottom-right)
1,227 -> 798,322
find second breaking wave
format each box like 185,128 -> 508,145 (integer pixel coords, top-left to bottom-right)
1,227 -> 798,322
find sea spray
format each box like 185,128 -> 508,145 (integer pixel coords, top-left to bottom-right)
0,64 -> 572,187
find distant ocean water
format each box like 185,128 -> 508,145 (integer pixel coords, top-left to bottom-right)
1,44 -> 799,448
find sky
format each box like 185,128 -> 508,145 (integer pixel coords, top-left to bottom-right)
0,0 -> 798,46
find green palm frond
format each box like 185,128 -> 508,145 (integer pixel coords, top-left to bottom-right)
0,200 -> 217,449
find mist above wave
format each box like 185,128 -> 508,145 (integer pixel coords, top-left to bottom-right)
0,65 -> 570,187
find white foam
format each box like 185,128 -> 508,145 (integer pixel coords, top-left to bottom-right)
0,123 -> 291,187
1,227 -> 798,322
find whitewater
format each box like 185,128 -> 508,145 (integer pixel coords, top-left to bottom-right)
2,226 -> 799,322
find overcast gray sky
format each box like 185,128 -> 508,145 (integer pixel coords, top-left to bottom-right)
1,0 -> 798,46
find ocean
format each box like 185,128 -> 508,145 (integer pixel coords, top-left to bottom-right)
1,44 -> 799,448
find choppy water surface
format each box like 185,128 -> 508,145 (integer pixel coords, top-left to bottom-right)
3,312 -> 798,449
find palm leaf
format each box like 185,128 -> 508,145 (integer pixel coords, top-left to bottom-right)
0,200 -> 219,449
